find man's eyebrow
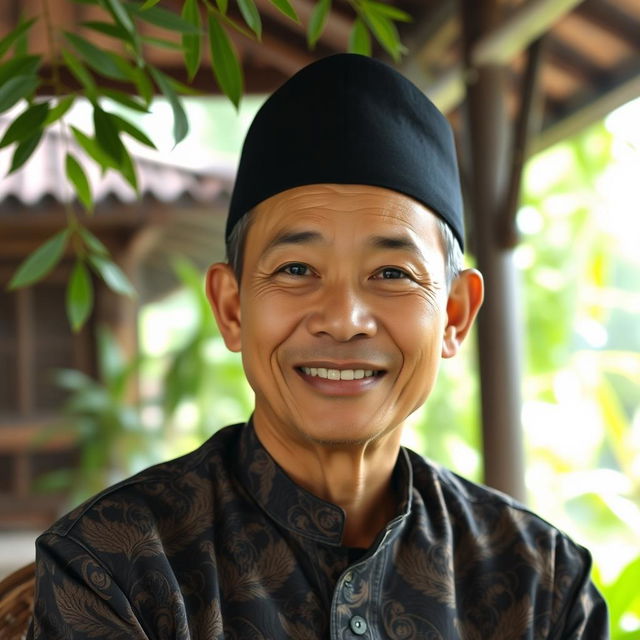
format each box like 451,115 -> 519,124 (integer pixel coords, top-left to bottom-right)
262,229 -> 326,257
368,234 -> 426,260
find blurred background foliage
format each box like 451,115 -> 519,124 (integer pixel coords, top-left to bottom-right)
40,99 -> 640,637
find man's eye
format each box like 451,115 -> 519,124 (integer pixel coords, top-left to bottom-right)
280,263 -> 310,276
375,267 -> 409,280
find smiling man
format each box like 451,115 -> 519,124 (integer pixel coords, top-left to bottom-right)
30,54 -> 607,639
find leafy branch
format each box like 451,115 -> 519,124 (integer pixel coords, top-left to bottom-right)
1,0 -> 411,330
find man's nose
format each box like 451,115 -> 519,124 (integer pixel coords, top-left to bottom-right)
305,282 -> 377,341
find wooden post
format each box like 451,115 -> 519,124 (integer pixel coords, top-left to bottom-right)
461,0 -> 526,502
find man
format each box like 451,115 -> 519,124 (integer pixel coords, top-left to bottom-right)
29,54 -> 607,638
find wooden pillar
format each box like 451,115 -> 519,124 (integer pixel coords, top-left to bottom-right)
461,0 -> 526,502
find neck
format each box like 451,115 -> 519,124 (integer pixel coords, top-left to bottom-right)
254,418 -> 403,548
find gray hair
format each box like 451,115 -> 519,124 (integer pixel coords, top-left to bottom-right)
226,210 -> 463,290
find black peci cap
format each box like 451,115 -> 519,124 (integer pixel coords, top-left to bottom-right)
227,53 -> 464,250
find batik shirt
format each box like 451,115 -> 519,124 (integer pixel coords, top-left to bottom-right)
29,421 -> 608,639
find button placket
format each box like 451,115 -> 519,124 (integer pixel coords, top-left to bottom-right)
349,615 -> 367,635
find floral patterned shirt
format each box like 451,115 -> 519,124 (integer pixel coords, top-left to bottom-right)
29,421 -> 608,639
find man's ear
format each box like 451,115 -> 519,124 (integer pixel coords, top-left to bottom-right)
206,263 -> 242,353
442,268 -> 484,359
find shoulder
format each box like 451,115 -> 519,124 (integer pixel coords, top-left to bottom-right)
46,423 -> 243,541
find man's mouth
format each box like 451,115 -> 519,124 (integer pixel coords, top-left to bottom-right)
298,367 -> 383,380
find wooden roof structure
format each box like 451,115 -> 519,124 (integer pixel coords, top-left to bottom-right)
1,0 -> 639,505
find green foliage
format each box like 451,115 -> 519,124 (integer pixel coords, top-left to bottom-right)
1,0 -> 410,330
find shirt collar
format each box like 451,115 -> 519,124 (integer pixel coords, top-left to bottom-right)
235,419 -> 413,546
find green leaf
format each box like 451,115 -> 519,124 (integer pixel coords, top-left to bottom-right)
140,0 -> 162,8
216,0 -> 229,14
361,7 -> 402,61
110,114 -> 156,148
61,49 -> 97,97
8,130 -> 42,174
237,0 -> 262,38
307,0 -> 331,48
99,88 -> 149,113
182,0 -> 202,80
44,95 -> 75,125
93,106 -> 125,164
268,0 -> 298,22
89,254 -> 136,297
64,32 -> 131,81
0,102 -> 49,148
66,260 -> 94,331
104,0 -> 137,37
81,20 -> 130,41
207,14 -> 243,109
0,54 -> 41,86
9,229 -> 70,289
65,153 -> 93,211
0,75 -> 39,114
0,18 -> 37,59
362,1 -> 412,22
141,35 -> 182,50
126,3 -> 200,33
149,66 -> 189,144
131,67 -> 154,106
348,17 -> 371,56
71,126 -> 113,171
119,144 -> 139,192
79,227 -> 109,256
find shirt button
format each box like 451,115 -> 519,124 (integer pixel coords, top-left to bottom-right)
350,615 -> 367,635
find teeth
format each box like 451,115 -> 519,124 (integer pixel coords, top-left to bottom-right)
301,367 -> 378,380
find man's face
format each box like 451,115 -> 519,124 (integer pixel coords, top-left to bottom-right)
211,184 -> 466,448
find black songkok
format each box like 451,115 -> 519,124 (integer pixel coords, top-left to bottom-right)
227,53 -> 464,250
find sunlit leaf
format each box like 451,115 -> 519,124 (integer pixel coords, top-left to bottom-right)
237,0 -> 262,38
182,0 -> 202,80
66,259 -> 94,331
9,229 -> 70,289
348,18 -> 371,56
44,95 -> 75,125
0,75 -> 39,113
110,114 -> 156,148
268,0 -> 298,23
307,0 -> 331,49
360,5 -> 402,61
8,130 -> 42,174
140,0 -> 162,8
207,13 -> 243,109
65,153 -> 93,211
79,226 -> 109,256
0,18 -> 37,59
361,1 -> 412,22
89,254 -> 136,297
0,101 -> 49,148
216,0 -> 229,14
149,66 -> 189,144
104,0 -> 136,36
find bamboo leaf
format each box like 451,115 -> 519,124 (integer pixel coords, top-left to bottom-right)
131,67 -> 154,105
182,0 -> 202,80
0,102 -> 49,148
104,0 -> 137,36
268,0 -> 298,22
65,153 -> 93,211
307,0 -> 331,49
64,32 -> 131,81
0,54 -> 41,86
362,1 -> 412,22
348,17 -> 371,56
141,35 -> 182,50
216,0 -> 229,14
79,227 -> 109,256
44,95 -> 75,125
8,130 -> 42,174
110,113 -> 156,148
9,229 -> 70,289
149,66 -> 189,144
66,260 -> 94,331
360,6 -> 402,61
119,144 -> 139,192
93,105 -> 125,164
207,13 -> 243,109
237,0 -> 262,38
81,20 -> 129,41
126,3 -> 200,33
89,254 -> 136,297
100,88 -> 149,113
71,126 -> 114,171
61,49 -> 97,97
140,0 -> 162,8
0,18 -> 37,59
0,75 -> 39,114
